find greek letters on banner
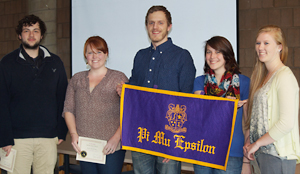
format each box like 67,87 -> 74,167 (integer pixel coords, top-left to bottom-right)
120,84 -> 238,170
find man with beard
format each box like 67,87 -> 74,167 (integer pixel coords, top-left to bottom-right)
117,5 -> 196,174
0,15 -> 68,174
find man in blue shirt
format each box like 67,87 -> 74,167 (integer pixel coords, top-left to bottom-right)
117,5 -> 196,174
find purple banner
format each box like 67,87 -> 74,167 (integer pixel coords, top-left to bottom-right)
120,85 -> 238,170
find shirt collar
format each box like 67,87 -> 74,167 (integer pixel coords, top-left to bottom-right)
151,37 -> 173,53
21,47 -> 43,59
19,44 -> 51,60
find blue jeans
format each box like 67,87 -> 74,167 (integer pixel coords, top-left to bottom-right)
193,156 -> 243,174
256,153 -> 296,174
131,151 -> 181,174
80,150 -> 125,174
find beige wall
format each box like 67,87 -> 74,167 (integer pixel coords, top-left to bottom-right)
0,0 -> 27,59
56,0 -> 70,78
239,0 -> 300,81
0,0 -> 299,172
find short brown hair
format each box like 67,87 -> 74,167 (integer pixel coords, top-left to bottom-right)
83,36 -> 109,59
145,5 -> 172,26
16,14 -> 46,39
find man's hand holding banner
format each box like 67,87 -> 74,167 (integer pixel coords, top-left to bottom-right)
120,84 -> 238,171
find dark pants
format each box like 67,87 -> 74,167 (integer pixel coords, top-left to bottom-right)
80,150 -> 126,174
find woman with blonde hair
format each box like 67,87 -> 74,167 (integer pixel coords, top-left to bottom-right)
243,25 -> 300,174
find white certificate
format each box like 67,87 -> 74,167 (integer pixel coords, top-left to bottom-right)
76,136 -> 107,164
0,148 -> 17,173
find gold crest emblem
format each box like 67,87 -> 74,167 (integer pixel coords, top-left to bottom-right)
165,103 -> 187,133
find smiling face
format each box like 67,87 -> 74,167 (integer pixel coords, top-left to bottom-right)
205,45 -> 226,75
255,32 -> 282,64
19,23 -> 42,50
146,11 -> 172,48
85,44 -> 107,70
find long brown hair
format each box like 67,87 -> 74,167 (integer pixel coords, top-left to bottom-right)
204,36 -> 240,74
244,25 -> 288,130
